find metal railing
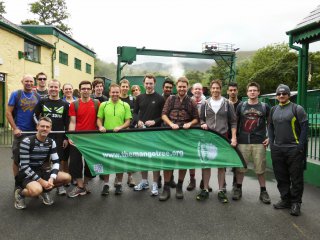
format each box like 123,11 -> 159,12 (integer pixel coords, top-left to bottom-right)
0,121 -> 12,146
308,113 -> 320,161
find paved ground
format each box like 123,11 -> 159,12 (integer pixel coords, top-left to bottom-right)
1,146 -> 320,240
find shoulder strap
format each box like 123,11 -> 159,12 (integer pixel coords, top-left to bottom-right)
92,99 -> 99,113
261,102 -> 267,116
240,101 -> 247,113
270,105 -> 278,120
73,99 -> 80,114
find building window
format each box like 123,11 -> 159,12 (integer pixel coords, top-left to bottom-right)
86,63 -> 92,74
74,58 -> 81,70
59,51 -> 68,65
24,41 -> 40,62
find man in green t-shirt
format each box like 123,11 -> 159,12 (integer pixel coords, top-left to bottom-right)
97,83 -> 132,195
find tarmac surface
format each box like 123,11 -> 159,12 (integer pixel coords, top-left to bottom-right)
1,146 -> 320,240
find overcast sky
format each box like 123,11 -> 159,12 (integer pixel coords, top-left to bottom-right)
3,0 -> 320,64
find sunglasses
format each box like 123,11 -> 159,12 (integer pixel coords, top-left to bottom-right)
276,92 -> 288,96
38,78 -> 47,81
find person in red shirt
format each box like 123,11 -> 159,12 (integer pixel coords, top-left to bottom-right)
67,80 -> 100,198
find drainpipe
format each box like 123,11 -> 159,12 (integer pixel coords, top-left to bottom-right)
288,35 -> 302,105
52,35 -> 60,79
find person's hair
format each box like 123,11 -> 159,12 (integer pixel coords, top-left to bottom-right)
210,79 -> 222,89
192,83 -> 203,89
163,77 -> 174,88
48,79 -> 61,88
176,76 -> 189,86
36,72 -> 47,79
143,74 -> 156,83
246,81 -> 260,91
79,80 -> 92,90
131,85 -> 140,91
73,89 -> 80,98
38,116 -> 52,125
92,78 -> 104,89
119,79 -> 130,87
228,82 -> 238,89
62,83 -> 73,90
109,83 -> 120,90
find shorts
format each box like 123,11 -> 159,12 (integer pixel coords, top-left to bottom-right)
237,144 -> 266,175
12,134 -> 33,165
69,145 -> 95,179
17,168 -> 51,189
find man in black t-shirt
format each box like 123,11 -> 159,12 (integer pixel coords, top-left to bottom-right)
33,79 -> 69,195
91,78 -> 108,103
233,82 -> 271,204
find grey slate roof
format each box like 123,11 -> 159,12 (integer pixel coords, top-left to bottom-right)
294,5 -> 320,30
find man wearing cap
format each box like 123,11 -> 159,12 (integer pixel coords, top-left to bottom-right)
269,84 -> 308,216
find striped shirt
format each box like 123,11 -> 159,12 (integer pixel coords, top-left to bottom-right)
19,136 -> 59,181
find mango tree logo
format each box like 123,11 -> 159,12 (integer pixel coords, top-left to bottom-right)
198,141 -> 218,163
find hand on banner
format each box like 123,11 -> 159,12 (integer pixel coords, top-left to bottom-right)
201,123 -> 208,130
13,128 -> 22,137
262,138 -> 269,148
68,138 -> 75,146
183,122 -> 192,129
231,137 -> 237,147
145,120 -> 155,127
62,139 -> 68,149
137,121 -> 145,128
170,123 -> 179,130
99,126 -> 106,132
113,126 -> 122,132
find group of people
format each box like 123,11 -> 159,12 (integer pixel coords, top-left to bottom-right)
6,72 -> 308,217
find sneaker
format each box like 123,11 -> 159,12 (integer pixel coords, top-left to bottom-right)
133,181 -> 149,191
101,185 -> 110,196
14,189 -> 26,210
259,191 -> 271,204
157,175 -> 162,189
127,176 -> 136,188
113,177 -> 118,188
159,185 -> 171,201
176,182 -> 184,199
186,178 -> 196,191
39,192 -> 54,205
151,182 -> 159,196
57,186 -> 67,196
218,191 -> 229,203
222,182 -> 227,194
273,200 -> 291,209
68,186 -> 87,198
169,175 -> 176,188
199,179 -> 213,192
290,203 -> 301,216
232,187 -> 242,201
115,184 -> 122,195
196,189 -> 209,201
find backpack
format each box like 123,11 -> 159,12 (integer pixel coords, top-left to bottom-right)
13,90 -> 41,119
73,99 -> 99,114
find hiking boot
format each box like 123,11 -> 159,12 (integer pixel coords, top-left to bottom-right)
259,191 -> 271,204
196,189 -> 209,201
176,182 -> 184,199
232,187 -> 242,201
199,179 -> 212,192
169,175 -> 176,188
159,185 -> 171,201
157,175 -> 162,189
290,203 -> 301,216
218,191 -> 229,203
186,178 -> 196,191
273,200 -> 291,209
57,186 -> 67,196
68,186 -> 87,198
39,192 -> 54,205
151,182 -> 159,196
101,185 -> 110,196
127,176 -> 136,188
115,184 -> 122,195
14,189 -> 26,210
133,181 -> 149,191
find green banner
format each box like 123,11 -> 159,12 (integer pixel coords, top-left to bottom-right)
67,128 -> 245,175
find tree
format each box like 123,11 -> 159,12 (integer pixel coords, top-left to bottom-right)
21,19 -> 40,25
0,1 -> 6,15
27,0 -> 71,34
